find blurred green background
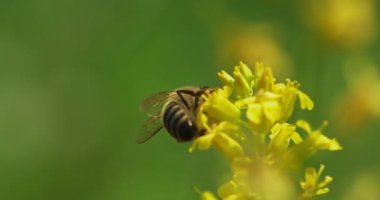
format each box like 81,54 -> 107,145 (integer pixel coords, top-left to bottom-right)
0,0 -> 379,199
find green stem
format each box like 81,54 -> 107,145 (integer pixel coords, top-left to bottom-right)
259,132 -> 266,155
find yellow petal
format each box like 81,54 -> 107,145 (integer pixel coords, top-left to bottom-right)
315,187 -> 330,195
313,133 -> 343,151
296,120 -> 312,134
316,164 -> 325,177
304,167 -> 317,189
239,61 -> 253,84
235,97 -> 255,109
269,123 -> 296,155
201,191 -> 218,200
204,89 -> 240,122
247,103 -> 263,124
224,194 -> 242,200
222,85 -> 233,98
272,82 -> 286,93
269,123 -> 282,139
217,121 -> 246,141
254,63 -> 275,91
279,88 -> 298,120
262,100 -> 282,123
291,131 -> 303,144
217,181 -> 237,198
233,67 -> 251,98
214,133 -> 244,160
298,91 -> 314,110
317,176 -> 333,188
189,134 -> 215,153
218,70 -> 235,88
196,112 -> 209,131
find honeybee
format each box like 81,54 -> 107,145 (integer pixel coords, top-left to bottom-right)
137,86 -> 211,144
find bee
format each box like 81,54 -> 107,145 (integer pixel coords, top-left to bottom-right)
136,86 -> 211,144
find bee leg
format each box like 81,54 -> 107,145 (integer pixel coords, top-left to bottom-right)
176,88 -> 209,110
194,87 -> 210,109
176,89 -> 196,109
198,129 -> 207,137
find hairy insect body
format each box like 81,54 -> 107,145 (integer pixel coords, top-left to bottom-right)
137,86 -> 209,144
162,100 -> 197,142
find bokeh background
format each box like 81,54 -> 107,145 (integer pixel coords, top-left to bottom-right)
1,0 -> 379,199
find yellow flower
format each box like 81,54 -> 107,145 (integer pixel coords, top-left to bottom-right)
236,91 -> 282,133
189,120 -> 245,161
190,87 -> 244,160
218,157 -> 297,200
273,80 -> 314,121
267,123 -> 299,159
199,87 -> 240,123
300,164 -> 333,200
284,120 -> 342,168
190,62 -> 341,200
234,65 -> 314,134
218,62 -> 254,99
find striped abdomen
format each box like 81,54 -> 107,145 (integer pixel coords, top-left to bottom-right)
162,101 -> 197,142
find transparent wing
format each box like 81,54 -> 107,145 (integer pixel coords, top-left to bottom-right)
136,115 -> 163,144
140,91 -> 173,112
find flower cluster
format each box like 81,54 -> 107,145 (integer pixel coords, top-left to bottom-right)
191,62 -> 342,200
